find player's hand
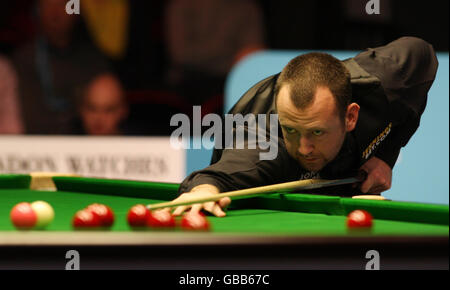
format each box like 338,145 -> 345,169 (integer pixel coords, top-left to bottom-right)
358,156 -> 392,194
170,185 -> 231,217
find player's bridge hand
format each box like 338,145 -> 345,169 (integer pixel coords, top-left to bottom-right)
169,185 -> 231,217
359,156 -> 392,194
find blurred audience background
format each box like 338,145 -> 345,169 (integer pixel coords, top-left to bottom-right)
74,73 -> 130,136
0,0 -> 448,136
164,0 -> 265,116
0,55 -> 24,134
12,0 -> 109,134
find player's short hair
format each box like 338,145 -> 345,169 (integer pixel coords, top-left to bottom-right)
274,52 -> 352,122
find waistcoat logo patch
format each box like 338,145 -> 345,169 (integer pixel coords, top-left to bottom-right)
362,122 -> 392,159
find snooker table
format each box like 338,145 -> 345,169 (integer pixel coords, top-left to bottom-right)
0,174 -> 448,270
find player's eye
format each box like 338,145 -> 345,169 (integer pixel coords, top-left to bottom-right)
312,130 -> 323,136
284,127 -> 296,134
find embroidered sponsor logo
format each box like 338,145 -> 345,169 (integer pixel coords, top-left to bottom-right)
300,172 -> 320,180
362,122 -> 392,159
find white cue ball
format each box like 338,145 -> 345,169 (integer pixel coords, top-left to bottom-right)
30,201 -> 55,229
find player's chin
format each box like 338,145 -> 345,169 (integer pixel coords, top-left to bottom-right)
299,160 -> 325,172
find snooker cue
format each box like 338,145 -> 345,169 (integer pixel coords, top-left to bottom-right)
147,172 -> 366,211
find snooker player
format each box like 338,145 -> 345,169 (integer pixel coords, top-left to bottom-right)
169,37 -> 438,217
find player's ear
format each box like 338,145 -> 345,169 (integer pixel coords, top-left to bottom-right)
345,103 -> 360,132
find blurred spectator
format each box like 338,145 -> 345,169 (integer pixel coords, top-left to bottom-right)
81,0 -> 165,90
81,0 -> 129,60
0,55 -> 24,134
13,0 -> 109,134
76,73 -> 129,135
164,0 -> 266,110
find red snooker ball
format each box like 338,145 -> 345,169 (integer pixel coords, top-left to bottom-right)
86,203 -> 115,227
147,210 -> 176,228
72,209 -> 102,228
10,202 -> 38,230
347,210 -> 373,228
127,204 -> 151,227
181,212 -> 210,231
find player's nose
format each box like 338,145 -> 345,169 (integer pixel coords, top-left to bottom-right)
298,136 -> 314,156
